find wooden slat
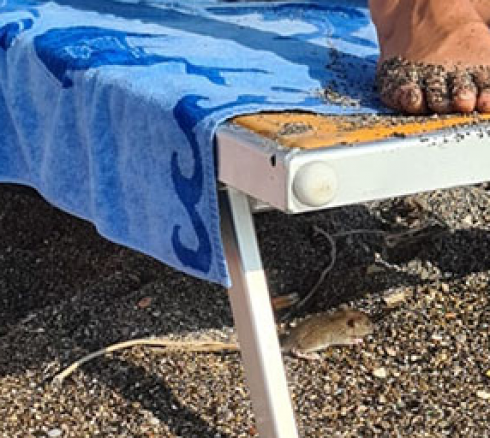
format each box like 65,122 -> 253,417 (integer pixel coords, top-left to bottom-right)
232,112 -> 490,149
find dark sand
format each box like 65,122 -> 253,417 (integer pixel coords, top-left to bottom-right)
0,181 -> 489,437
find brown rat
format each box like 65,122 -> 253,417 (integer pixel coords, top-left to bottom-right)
52,309 -> 374,384
280,309 -> 374,359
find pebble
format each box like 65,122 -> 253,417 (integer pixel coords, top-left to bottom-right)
373,367 -> 389,379
149,417 -> 160,426
137,296 -> 153,309
441,283 -> 450,293
385,347 -> 397,357
476,391 -> 490,400
47,429 -> 62,438
383,289 -> 407,307
431,333 -> 444,342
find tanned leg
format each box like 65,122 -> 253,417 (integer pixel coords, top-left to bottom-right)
370,0 -> 490,114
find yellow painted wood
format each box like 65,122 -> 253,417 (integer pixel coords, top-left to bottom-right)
232,112 -> 490,149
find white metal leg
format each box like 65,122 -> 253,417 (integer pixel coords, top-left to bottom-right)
220,187 -> 299,438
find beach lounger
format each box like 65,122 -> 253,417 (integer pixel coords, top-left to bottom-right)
216,113 -> 490,437
2,1 -> 490,437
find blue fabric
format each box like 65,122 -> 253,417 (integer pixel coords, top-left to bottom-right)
0,0 -> 383,287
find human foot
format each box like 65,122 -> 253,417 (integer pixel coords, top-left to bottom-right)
370,0 -> 490,114
472,0 -> 490,24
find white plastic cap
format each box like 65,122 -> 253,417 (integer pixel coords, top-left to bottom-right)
292,161 -> 337,207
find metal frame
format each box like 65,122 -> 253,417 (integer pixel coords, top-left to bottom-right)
220,187 -> 299,438
217,122 -> 490,214
217,120 -> 490,436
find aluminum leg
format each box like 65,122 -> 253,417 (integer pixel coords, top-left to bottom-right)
220,187 -> 299,438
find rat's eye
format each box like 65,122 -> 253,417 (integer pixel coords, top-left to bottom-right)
347,318 -> 355,328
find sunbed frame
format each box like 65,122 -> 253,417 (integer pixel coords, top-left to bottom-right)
216,113 -> 490,437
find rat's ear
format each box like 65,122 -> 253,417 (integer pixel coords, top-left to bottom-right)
347,318 -> 355,328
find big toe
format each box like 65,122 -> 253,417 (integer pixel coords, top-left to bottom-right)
396,83 -> 426,114
378,58 -> 426,114
379,82 -> 426,114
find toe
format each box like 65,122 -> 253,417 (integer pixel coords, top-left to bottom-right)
379,82 -> 425,114
477,90 -> 490,113
377,60 -> 403,111
424,69 -> 452,114
450,71 -> 477,113
379,82 -> 402,112
396,83 -> 426,114
377,57 -> 426,114
473,68 -> 490,113
453,89 -> 477,113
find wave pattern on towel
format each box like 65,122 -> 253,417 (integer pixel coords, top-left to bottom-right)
0,0 -> 381,286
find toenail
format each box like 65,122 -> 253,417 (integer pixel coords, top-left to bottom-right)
403,87 -> 420,104
406,92 -> 417,104
456,90 -> 475,100
479,103 -> 490,112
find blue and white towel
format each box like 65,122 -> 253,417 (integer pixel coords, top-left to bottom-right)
0,0 -> 382,287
